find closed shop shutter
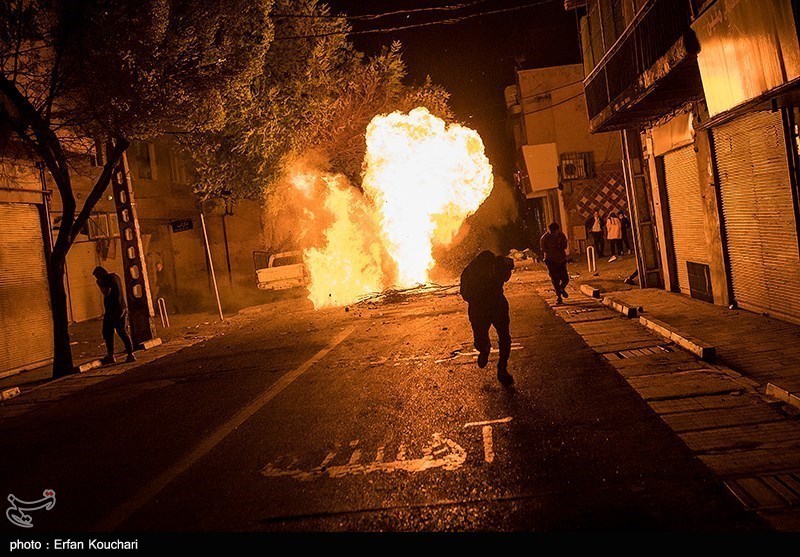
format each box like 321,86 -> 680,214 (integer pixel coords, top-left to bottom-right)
713,110 -> 800,322
66,241 -> 102,322
663,144 -> 711,295
0,203 -> 53,373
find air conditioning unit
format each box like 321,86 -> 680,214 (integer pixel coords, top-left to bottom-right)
559,152 -> 593,181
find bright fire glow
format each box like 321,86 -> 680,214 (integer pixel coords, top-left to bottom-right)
303,175 -> 385,308
298,107 -> 493,308
363,108 -> 494,287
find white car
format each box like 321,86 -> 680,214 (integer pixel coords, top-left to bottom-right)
255,250 -> 310,291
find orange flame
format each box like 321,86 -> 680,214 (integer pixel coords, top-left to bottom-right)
299,108 -> 493,308
363,107 -> 494,288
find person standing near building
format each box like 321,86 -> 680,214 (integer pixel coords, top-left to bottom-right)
620,210 -> 632,255
585,210 -> 605,257
155,260 -> 177,314
606,212 -> 623,262
93,266 -> 136,364
460,250 -> 515,387
540,222 -> 569,305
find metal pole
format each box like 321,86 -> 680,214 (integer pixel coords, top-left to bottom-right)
200,213 -> 224,321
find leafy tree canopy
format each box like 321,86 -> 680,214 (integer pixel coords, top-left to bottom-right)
182,0 -> 452,201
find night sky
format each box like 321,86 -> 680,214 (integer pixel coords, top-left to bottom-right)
327,0 -> 582,178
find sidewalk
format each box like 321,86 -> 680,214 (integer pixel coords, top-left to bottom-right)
522,251 -> 800,407
0,310 -> 228,394
517,265 -> 800,530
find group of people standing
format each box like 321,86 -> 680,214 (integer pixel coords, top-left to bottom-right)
585,210 -> 632,262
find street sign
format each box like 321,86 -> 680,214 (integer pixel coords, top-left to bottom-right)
170,218 -> 193,233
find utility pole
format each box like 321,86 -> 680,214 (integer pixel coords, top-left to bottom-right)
109,142 -> 157,348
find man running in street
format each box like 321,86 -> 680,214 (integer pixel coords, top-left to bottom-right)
460,250 -> 515,387
540,222 -> 570,305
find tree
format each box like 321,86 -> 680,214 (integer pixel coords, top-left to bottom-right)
0,0 -> 273,377
184,0 -> 452,201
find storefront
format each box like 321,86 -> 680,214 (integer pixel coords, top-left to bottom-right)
712,110 -> 800,322
0,201 -> 53,375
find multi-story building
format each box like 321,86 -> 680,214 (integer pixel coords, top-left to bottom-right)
0,140 -> 266,378
506,64 -> 627,255
568,0 -> 800,323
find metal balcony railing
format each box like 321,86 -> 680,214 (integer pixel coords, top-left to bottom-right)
584,0 -> 693,126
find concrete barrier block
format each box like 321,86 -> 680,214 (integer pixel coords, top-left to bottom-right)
1,387 -> 20,401
580,284 -> 601,298
77,360 -> 102,373
141,338 -> 163,350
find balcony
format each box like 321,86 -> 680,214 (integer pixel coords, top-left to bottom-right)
583,0 -> 704,132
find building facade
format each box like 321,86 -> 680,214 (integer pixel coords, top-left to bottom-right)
569,0 -> 800,323
506,64 -> 627,256
0,139 -> 267,378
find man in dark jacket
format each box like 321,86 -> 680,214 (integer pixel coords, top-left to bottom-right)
460,250 -> 514,386
540,222 -> 570,304
93,266 -> 135,364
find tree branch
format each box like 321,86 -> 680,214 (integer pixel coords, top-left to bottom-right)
70,137 -> 129,243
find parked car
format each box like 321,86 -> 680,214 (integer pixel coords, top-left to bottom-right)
254,250 -> 309,291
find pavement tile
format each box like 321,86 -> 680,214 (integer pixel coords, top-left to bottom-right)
648,393 -> 762,415
627,370 -> 742,400
661,404 -> 782,433
701,443 -> 800,476
679,421 -> 800,452
763,508 -> 800,532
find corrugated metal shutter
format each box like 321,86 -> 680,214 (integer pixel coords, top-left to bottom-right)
713,110 -> 800,322
0,203 -> 53,373
66,241 -> 102,322
663,144 -> 711,295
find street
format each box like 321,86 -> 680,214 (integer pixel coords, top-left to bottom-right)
0,277 -> 762,532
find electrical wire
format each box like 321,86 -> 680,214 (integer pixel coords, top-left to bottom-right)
272,0 -> 493,21
274,0 -> 560,40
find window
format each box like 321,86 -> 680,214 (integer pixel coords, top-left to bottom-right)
132,141 -> 155,180
169,149 -> 188,184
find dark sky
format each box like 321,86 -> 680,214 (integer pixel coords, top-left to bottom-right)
326,0 -> 582,178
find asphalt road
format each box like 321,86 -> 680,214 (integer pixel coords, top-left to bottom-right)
0,278 -> 764,531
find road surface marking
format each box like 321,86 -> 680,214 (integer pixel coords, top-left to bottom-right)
261,434 -> 466,481
320,450 -> 337,468
348,441 -> 362,465
96,325 -> 356,531
463,416 -> 513,428
464,417 -> 512,464
482,426 -> 494,463
434,345 -> 522,364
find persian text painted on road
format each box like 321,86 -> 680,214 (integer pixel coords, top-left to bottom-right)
260,417 -> 512,481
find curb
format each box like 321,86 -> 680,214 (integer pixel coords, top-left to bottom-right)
601,296 -> 638,318
580,284 -> 601,298
638,315 -> 716,361
766,382 -> 800,410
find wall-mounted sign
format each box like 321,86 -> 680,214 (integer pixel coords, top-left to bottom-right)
170,218 -> 194,233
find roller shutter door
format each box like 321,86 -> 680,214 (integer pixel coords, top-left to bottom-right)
663,145 -> 711,295
0,203 -> 53,373
713,110 -> 800,322
66,241 -> 102,322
